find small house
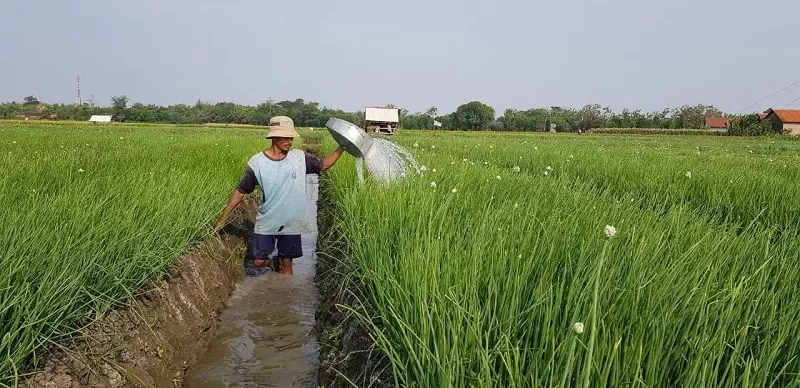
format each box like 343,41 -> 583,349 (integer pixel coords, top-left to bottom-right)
89,115 -> 113,124
365,107 -> 400,135
762,109 -> 800,135
704,117 -> 729,129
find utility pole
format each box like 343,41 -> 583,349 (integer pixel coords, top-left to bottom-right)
76,74 -> 82,105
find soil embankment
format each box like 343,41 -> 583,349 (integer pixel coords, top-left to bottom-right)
22,198 -> 258,388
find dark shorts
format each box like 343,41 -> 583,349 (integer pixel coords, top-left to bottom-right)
251,234 -> 303,260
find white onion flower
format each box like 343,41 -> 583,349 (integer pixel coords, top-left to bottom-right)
430,181 -> 437,188
496,175 -> 502,180
512,166 -> 521,172
572,322 -> 585,334
432,168 -> 437,173
451,187 -> 457,193
420,165 -> 428,172
546,166 -> 553,171
604,225 -> 617,238
413,142 -> 419,148
78,168 -> 85,173
685,171 -> 692,178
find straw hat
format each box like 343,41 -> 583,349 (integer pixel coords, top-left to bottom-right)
265,116 -> 300,138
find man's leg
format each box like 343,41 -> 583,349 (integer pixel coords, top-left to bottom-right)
275,235 -> 303,276
279,258 -> 293,275
251,234 -> 276,269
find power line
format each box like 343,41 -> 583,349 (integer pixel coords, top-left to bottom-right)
785,94 -> 800,108
736,79 -> 800,113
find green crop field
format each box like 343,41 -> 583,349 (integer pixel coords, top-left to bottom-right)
0,122 -> 267,384
323,131 -> 800,387
2,122 -> 799,387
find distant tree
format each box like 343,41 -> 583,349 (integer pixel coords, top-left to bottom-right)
670,104 -> 723,129
452,101 -> 495,130
434,113 -> 454,130
111,95 -> 129,111
576,104 -> 607,131
424,106 -> 438,117
110,95 -> 129,121
488,119 -> 504,131
728,114 -> 775,136
400,113 -> 435,129
23,95 -> 40,106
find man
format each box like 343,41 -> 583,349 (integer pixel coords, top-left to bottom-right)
214,116 -> 345,275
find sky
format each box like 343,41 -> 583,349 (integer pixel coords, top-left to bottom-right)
2,0 -> 799,115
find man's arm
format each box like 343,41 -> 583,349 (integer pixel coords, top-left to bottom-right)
213,189 -> 246,231
214,165 -> 257,231
321,146 -> 345,171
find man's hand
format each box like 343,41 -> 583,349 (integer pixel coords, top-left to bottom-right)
214,189 -> 246,233
213,216 -> 227,233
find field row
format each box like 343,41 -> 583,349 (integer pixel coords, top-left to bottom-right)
0,123 -> 263,383
324,132 -> 800,387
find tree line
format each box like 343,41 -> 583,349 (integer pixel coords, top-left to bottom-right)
0,95 -> 777,135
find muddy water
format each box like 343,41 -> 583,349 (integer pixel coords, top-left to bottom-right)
185,175 -> 320,387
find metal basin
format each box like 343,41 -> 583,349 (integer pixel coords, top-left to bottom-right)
325,117 -> 374,157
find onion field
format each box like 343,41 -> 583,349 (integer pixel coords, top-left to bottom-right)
323,131 -> 800,387
2,121 -> 799,387
0,122 -> 261,384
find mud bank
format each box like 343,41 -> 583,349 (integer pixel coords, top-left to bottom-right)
314,176 -> 395,388
22,198 -> 258,388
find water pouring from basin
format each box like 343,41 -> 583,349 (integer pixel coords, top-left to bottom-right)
325,118 -> 419,183
325,118 -> 374,158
